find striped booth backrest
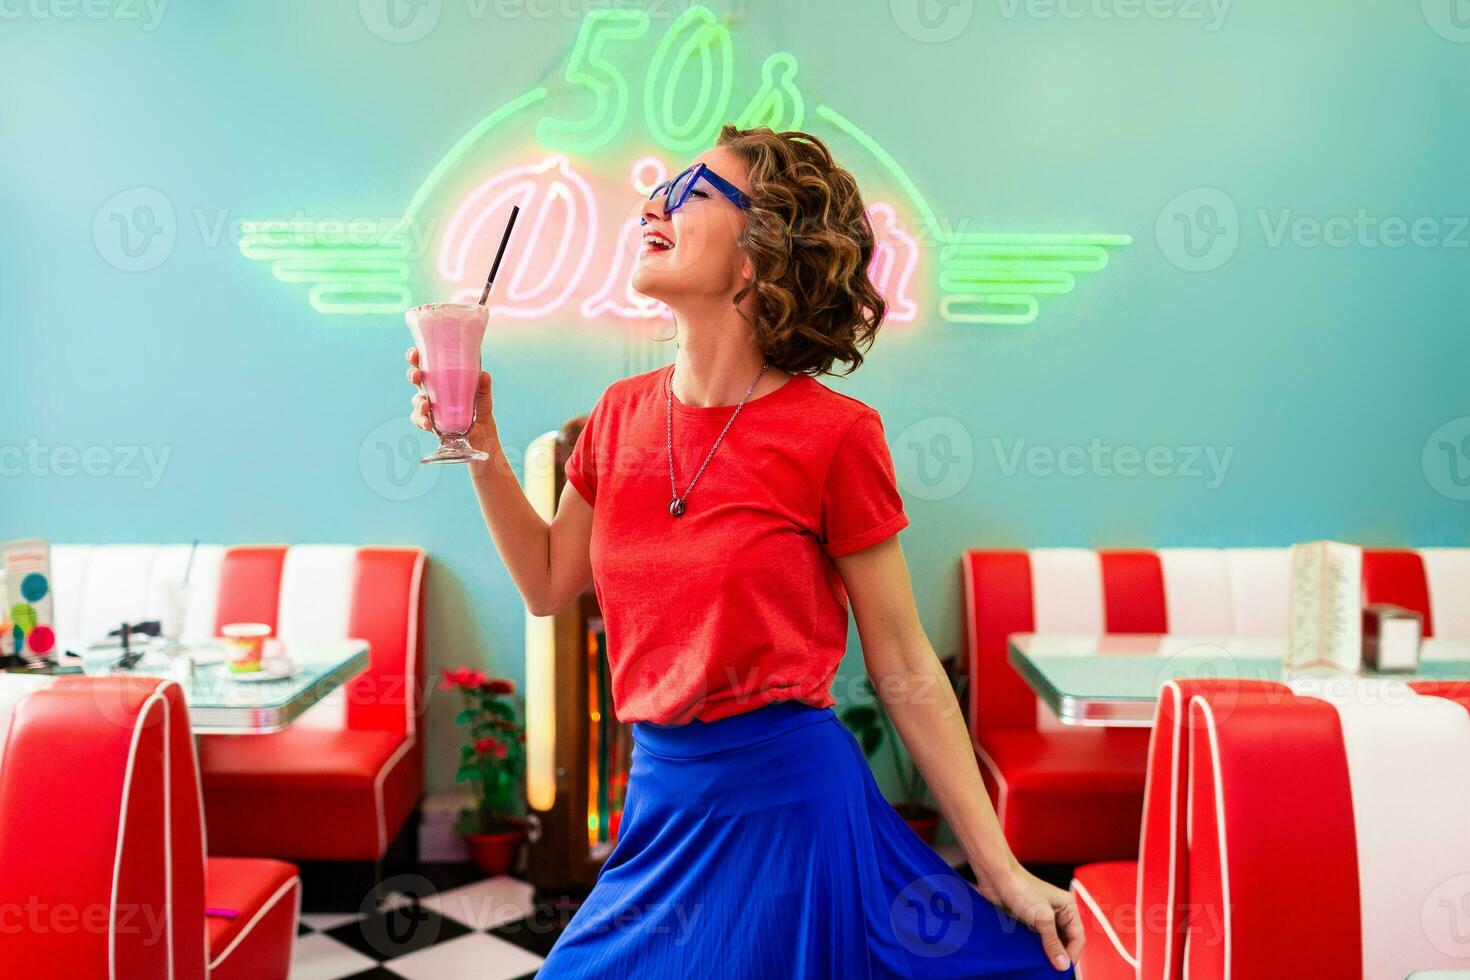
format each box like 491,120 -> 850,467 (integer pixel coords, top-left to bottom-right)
961,547 -> 1470,735
48,544 -> 426,735
0,677 -> 209,978
1186,679 -> 1470,980
1134,676 -> 1293,980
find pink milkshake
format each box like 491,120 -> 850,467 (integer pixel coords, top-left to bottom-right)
407,302 -> 490,463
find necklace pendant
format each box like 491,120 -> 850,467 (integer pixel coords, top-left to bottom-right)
668,497 -> 686,517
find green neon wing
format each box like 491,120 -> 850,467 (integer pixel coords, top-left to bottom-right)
237,221 -> 415,316
937,233 -> 1132,325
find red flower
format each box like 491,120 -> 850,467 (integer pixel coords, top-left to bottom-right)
440,667 -> 487,691
481,678 -> 515,695
475,737 -> 509,759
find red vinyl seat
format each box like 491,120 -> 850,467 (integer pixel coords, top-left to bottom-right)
198,545 -> 426,862
201,727 -> 419,860
0,676 -> 299,979
970,726 -> 1151,864
1069,860 -> 1138,980
205,857 -> 300,980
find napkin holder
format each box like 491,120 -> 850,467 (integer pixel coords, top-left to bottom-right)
1362,604 -> 1422,673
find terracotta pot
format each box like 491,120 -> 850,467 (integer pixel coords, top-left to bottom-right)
895,803 -> 941,844
464,820 -> 528,876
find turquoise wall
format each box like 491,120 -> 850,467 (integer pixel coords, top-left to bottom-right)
4,1 -> 1467,797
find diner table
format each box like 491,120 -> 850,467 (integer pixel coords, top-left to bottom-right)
1009,633 -> 1470,727
63,638 -> 370,734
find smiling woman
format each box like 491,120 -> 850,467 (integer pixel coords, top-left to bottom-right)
631,125 -> 887,378
414,124 -> 1081,977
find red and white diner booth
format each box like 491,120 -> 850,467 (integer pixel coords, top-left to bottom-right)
3,537 -> 1469,977
0,542 -> 425,978
962,545 -> 1470,978
47,542 -> 427,863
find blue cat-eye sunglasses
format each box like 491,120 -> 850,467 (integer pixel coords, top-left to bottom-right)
639,163 -> 751,225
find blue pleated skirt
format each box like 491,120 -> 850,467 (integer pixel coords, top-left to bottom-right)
536,700 -> 1074,979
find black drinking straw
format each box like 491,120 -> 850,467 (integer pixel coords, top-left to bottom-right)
478,205 -> 521,306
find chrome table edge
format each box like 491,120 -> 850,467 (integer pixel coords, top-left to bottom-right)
1008,639 -> 1158,728
187,644 -> 369,735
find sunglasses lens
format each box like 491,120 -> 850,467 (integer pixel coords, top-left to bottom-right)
668,168 -> 698,210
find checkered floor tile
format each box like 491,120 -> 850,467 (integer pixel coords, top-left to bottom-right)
291,846 -> 989,978
293,875 -> 554,980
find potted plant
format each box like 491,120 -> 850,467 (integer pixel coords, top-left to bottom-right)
840,654 -> 968,844
442,667 -> 529,876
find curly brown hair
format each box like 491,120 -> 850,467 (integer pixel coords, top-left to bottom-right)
716,125 -> 886,377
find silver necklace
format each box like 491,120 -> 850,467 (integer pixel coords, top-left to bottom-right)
665,359 -> 770,517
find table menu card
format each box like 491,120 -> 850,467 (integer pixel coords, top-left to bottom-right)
1287,540 -> 1363,673
2,540 -> 55,662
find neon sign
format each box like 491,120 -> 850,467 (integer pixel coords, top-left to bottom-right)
239,6 -> 1128,326
867,203 -> 920,324
439,155 -> 601,319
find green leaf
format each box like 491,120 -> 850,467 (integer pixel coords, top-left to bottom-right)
455,708 -> 478,726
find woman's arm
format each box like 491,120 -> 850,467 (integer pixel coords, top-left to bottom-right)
836,535 -> 1082,973
409,351 -> 593,616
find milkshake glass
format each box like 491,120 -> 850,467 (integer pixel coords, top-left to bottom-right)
407,302 -> 490,463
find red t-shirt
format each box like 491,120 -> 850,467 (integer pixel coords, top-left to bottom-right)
563,362 -> 909,725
